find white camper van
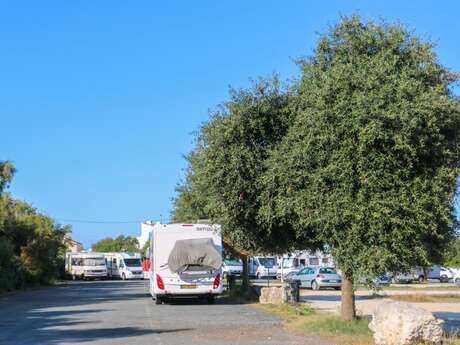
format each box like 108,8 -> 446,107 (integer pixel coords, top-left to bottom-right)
65,252 -> 107,280
249,256 -> 278,279
149,223 -> 223,304
104,252 -> 143,280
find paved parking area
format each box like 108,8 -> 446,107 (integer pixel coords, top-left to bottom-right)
0,280 -> 334,345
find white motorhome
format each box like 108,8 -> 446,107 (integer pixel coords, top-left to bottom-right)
249,256 -> 278,279
149,223 -> 223,304
277,257 -> 303,280
104,252 -> 143,280
65,252 -> 107,280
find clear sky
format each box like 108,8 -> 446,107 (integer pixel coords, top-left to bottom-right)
2,1 -> 459,248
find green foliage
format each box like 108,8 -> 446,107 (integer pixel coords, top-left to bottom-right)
445,238 -> 460,267
0,164 -> 69,291
172,15 -> 460,319
261,15 -> 460,278
141,239 -> 151,258
92,235 -> 139,252
172,76 -> 306,253
0,161 -> 15,192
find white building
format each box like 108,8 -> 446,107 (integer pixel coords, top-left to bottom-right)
137,221 -> 156,249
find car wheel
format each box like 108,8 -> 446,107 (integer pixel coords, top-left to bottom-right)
311,280 -> 320,291
418,275 -> 425,283
72,274 -> 76,281
256,272 -> 261,280
455,278 -> 460,286
440,275 -> 448,283
122,273 -> 126,281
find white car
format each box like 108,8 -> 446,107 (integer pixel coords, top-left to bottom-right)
440,267 -> 454,283
222,259 -> 243,278
454,271 -> 460,286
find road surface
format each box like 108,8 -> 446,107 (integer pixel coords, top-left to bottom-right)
0,280 -> 333,345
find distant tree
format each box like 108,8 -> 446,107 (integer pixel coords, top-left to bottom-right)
262,16 -> 460,320
92,235 -> 139,252
141,239 -> 151,258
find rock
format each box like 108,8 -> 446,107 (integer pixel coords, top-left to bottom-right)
259,283 -> 300,304
259,287 -> 284,304
369,301 -> 444,345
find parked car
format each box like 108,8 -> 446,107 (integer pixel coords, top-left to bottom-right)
292,267 -> 341,290
276,257 -> 303,280
222,258 -> 243,278
440,267 -> 454,283
284,269 -> 301,282
390,271 -> 416,284
454,271 -> 460,286
359,274 -> 390,286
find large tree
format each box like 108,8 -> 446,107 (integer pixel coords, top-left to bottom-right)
261,16 -> 460,320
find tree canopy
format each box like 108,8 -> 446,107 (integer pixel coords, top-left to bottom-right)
0,161 -> 70,291
92,235 -> 139,252
171,15 -> 460,320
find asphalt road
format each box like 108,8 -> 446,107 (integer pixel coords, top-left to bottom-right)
0,280 -> 334,345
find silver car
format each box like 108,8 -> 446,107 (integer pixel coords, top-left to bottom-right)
293,267 -> 341,290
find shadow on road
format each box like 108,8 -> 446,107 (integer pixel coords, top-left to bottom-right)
0,281 -> 193,345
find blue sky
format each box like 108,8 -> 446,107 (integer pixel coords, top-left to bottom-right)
1,1 -> 459,248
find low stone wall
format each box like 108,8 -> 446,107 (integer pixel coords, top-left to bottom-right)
259,286 -> 285,304
259,282 -> 300,304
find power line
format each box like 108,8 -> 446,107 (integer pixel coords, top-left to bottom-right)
56,218 -> 160,224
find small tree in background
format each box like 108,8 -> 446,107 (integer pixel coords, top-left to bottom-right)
262,16 -> 460,320
92,235 -> 139,252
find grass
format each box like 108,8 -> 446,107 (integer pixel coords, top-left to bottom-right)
389,294 -> 460,303
356,284 -> 460,291
257,303 -> 373,345
258,303 -> 460,345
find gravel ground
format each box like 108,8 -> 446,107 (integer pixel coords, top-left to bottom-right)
0,280 -> 334,345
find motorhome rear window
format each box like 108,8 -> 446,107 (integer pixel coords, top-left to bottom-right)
124,259 -> 141,267
259,258 -> 276,268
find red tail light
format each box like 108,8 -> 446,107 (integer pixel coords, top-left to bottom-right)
316,274 -> 325,279
213,274 -> 221,289
156,274 -> 165,290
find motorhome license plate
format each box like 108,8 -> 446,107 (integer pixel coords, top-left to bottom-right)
180,284 -> 197,289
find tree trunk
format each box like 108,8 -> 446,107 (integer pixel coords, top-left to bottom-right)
241,255 -> 249,290
341,272 -> 356,321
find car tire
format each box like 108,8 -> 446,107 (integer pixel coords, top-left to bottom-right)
207,295 -> 215,304
311,280 -> 320,291
154,296 -> 163,305
418,275 -> 425,283
256,273 -> 261,280
455,278 -> 460,287
122,273 -> 126,281
72,274 -> 76,281
440,275 -> 448,283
